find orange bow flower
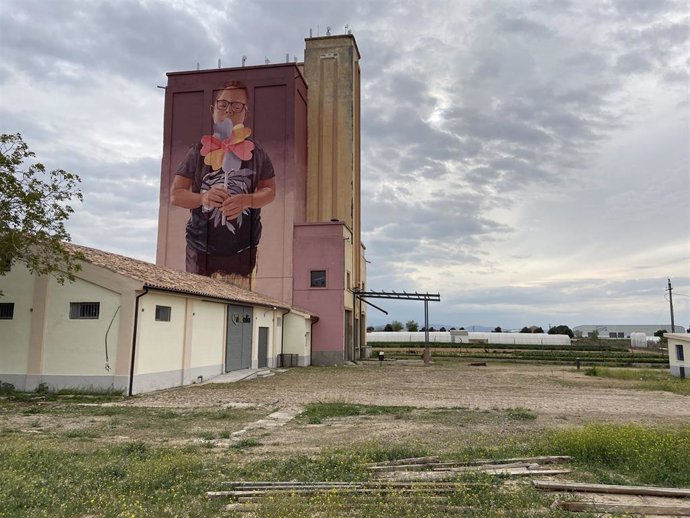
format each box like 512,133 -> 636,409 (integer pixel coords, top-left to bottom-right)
200,124 -> 255,169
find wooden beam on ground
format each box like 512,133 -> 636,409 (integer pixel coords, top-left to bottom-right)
556,501 -> 690,516
368,455 -> 572,471
377,468 -> 570,481
534,480 -> 690,498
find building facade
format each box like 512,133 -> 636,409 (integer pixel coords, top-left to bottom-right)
665,333 -> 689,379
573,324 -> 686,338
0,245 -> 313,394
156,35 -> 367,365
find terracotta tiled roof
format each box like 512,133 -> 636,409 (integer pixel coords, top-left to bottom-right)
65,243 -> 296,311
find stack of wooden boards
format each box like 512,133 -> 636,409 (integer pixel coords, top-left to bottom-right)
207,455 -> 690,515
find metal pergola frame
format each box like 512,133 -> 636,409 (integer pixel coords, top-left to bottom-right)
352,289 -> 441,361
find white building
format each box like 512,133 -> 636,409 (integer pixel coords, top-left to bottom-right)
0,244 -> 313,395
665,333 -> 689,379
574,324 -> 685,338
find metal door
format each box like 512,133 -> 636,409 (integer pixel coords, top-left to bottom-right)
345,310 -> 352,361
258,327 -> 269,368
681,366 -> 686,380
226,305 -> 253,371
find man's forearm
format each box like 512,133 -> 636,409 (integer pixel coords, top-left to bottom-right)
246,186 -> 275,208
171,188 -> 203,209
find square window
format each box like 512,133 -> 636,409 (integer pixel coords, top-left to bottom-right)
155,305 -> 172,322
310,270 -> 326,288
70,302 -> 100,319
0,302 -> 14,319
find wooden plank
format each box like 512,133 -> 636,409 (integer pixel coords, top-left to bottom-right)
377,468 -> 571,481
370,456 -> 440,466
557,501 -> 690,516
221,481 -> 472,489
534,480 -> 690,498
368,456 -> 572,471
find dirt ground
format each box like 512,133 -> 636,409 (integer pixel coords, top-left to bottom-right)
114,361 -> 690,454
4,362 -> 688,455
130,361 -> 689,422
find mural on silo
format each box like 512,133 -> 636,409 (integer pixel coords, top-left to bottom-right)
170,80 -> 276,290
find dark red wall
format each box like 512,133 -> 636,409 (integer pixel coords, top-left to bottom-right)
156,64 -> 308,304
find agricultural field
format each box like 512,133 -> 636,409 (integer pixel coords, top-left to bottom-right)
1,360 -> 689,517
368,339 -> 670,368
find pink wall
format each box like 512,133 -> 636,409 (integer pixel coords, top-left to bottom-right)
293,223 -> 346,359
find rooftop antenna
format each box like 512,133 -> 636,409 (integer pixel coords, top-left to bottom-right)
196,62 -> 200,70
293,55 -> 298,62
309,28 -> 312,37
317,24 -> 319,36
265,56 -> 270,64
326,26 -> 331,36
241,55 -> 247,66
345,24 -> 349,34
217,58 -> 221,68
285,53 -> 289,63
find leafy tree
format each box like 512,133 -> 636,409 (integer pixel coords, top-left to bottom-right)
459,327 -> 465,331
493,326 -> 502,333
533,327 -> 544,334
654,329 -> 668,339
520,326 -> 530,333
449,327 -> 456,331
1,133 -> 83,287
548,325 -> 574,338
366,326 -> 375,333
383,323 -> 393,332
439,327 -> 446,332
405,320 -> 419,332
390,320 -> 404,332
428,326 -> 435,332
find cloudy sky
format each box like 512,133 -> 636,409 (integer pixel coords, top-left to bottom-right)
1,0 -> 688,330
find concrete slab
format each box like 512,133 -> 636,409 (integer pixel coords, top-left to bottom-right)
203,368 -> 271,384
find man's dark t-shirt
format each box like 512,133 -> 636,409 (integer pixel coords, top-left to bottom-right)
176,140 -> 275,256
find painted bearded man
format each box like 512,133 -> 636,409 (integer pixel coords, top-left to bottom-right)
171,81 -> 276,289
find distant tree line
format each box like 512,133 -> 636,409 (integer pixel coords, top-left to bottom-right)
366,322 -> 576,338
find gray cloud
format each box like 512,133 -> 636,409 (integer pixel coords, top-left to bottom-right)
2,0 -> 688,329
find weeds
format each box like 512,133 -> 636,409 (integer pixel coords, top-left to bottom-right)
541,423 -> 690,487
582,367 -> 690,395
299,402 -> 413,424
231,438 -> 262,451
505,408 -> 537,420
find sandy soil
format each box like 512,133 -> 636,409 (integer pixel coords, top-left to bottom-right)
128,361 -> 690,424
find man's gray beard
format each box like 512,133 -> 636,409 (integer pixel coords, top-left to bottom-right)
213,118 -> 233,140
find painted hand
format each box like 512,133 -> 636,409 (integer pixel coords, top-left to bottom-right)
221,194 -> 250,220
200,186 -> 229,208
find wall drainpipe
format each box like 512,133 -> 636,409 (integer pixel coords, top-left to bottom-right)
128,287 -> 149,396
278,309 -> 290,366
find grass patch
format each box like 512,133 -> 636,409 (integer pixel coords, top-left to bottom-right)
541,423 -> 690,487
0,438 -> 224,517
583,366 -> 690,395
505,408 -> 537,421
299,402 -> 413,424
231,438 -> 262,451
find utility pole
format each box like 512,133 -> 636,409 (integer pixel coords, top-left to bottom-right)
667,278 -> 675,333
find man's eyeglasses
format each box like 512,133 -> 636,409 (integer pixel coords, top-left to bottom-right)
215,100 -> 247,113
